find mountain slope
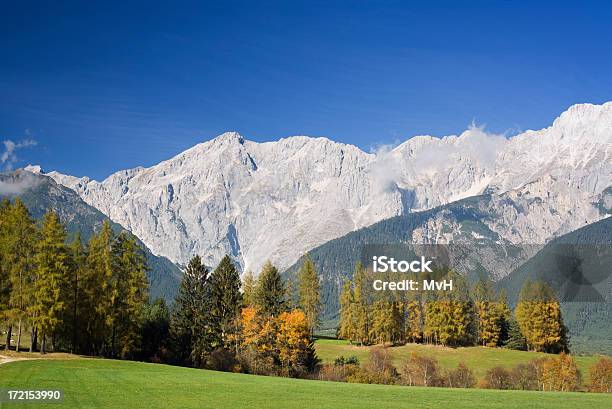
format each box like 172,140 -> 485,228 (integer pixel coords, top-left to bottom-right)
46,102 -> 612,274
0,170 -> 181,302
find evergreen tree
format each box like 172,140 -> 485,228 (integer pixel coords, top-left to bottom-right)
209,255 -> 242,352
170,255 -> 212,367
242,271 -> 257,307
140,298 -> 170,362
473,278 -> 506,347
338,280 -> 356,343
0,200 -> 12,349
353,262 -> 370,345
503,317 -> 527,350
112,232 -> 149,358
5,199 -> 37,352
255,261 -> 286,317
297,255 -> 321,336
85,221 -> 114,355
67,232 -> 86,353
31,211 -> 70,354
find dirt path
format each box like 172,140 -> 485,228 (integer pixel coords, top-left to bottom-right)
0,354 -> 35,365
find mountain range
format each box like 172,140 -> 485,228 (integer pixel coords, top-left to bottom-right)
39,102 -> 611,276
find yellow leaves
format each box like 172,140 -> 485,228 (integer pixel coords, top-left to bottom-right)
276,309 -> 310,368
589,357 -> 612,393
515,301 -> 562,352
538,353 -> 581,392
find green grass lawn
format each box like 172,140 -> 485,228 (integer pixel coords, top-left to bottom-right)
315,339 -> 604,379
1,359 -> 610,409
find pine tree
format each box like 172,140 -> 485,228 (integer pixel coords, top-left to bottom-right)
85,221 -> 114,355
353,262 -> 370,345
67,232 -> 86,353
5,199 -> 37,352
0,200 -> 12,349
338,280 -> 356,343
255,261 -> 286,317
112,232 -> 149,358
297,255 -> 321,336
31,211 -> 70,354
503,317 -> 527,350
170,255 -> 212,367
473,278 -> 505,347
242,271 -> 257,307
209,255 -> 242,352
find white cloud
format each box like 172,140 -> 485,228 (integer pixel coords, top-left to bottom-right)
0,170 -> 42,195
1,138 -> 37,171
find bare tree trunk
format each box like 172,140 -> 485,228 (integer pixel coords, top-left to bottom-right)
30,327 -> 37,352
5,325 -> 11,350
16,318 -> 22,352
41,331 -> 47,355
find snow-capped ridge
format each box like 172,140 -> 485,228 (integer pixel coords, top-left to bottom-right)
45,102 -> 612,274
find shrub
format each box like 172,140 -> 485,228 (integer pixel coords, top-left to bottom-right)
588,357 -> 612,393
446,362 -> 476,388
402,352 -> 444,387
482,367 -> 512,390
347,347 -> 399,385
334,355 -> 359,366
318,362 -> 359,382
206,348 -> 237,372
539,353 -> 581,392
509,362 -> 539,390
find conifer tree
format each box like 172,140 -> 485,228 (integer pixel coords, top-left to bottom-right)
370,301 -> 402,344
112,232 -> 149,358
503,317 -> 527,350
473,278 -> 506,347
31,211 -> 70,354
170,255 -> 212,367
0,200 -> 12,349
209,255 -> 242,351
353,262 -> 370,345
242,271 -> 257,307
515,280 -> 567,353
297,255 -> 321,336
5,199 -> 37,352
338,280 -> 356,343
85,221 -> 114,355
405,300 -> 423,343
255,261 -> 286,317
67,232 -> 86,353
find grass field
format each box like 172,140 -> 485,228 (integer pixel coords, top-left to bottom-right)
1,359 -> 611,409
314,339 -> 604,379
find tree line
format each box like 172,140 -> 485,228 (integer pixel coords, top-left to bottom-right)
319,349 -> 612,392
339,262 -> 569,353
0,198 -> 326,378
0,198 -> 148,357
167,255 -> 322,377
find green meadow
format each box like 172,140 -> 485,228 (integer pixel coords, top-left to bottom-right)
1,359 -> 610,409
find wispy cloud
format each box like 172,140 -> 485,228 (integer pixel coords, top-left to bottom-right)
1,138 -> 37,171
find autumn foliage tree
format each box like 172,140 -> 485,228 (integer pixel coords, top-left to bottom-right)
515,281 -> 568,353
588,357 -> 612,393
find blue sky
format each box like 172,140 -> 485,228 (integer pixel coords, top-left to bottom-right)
1,1 -> 611,180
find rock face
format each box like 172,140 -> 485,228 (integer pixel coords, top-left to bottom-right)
46,102 -> 612,274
